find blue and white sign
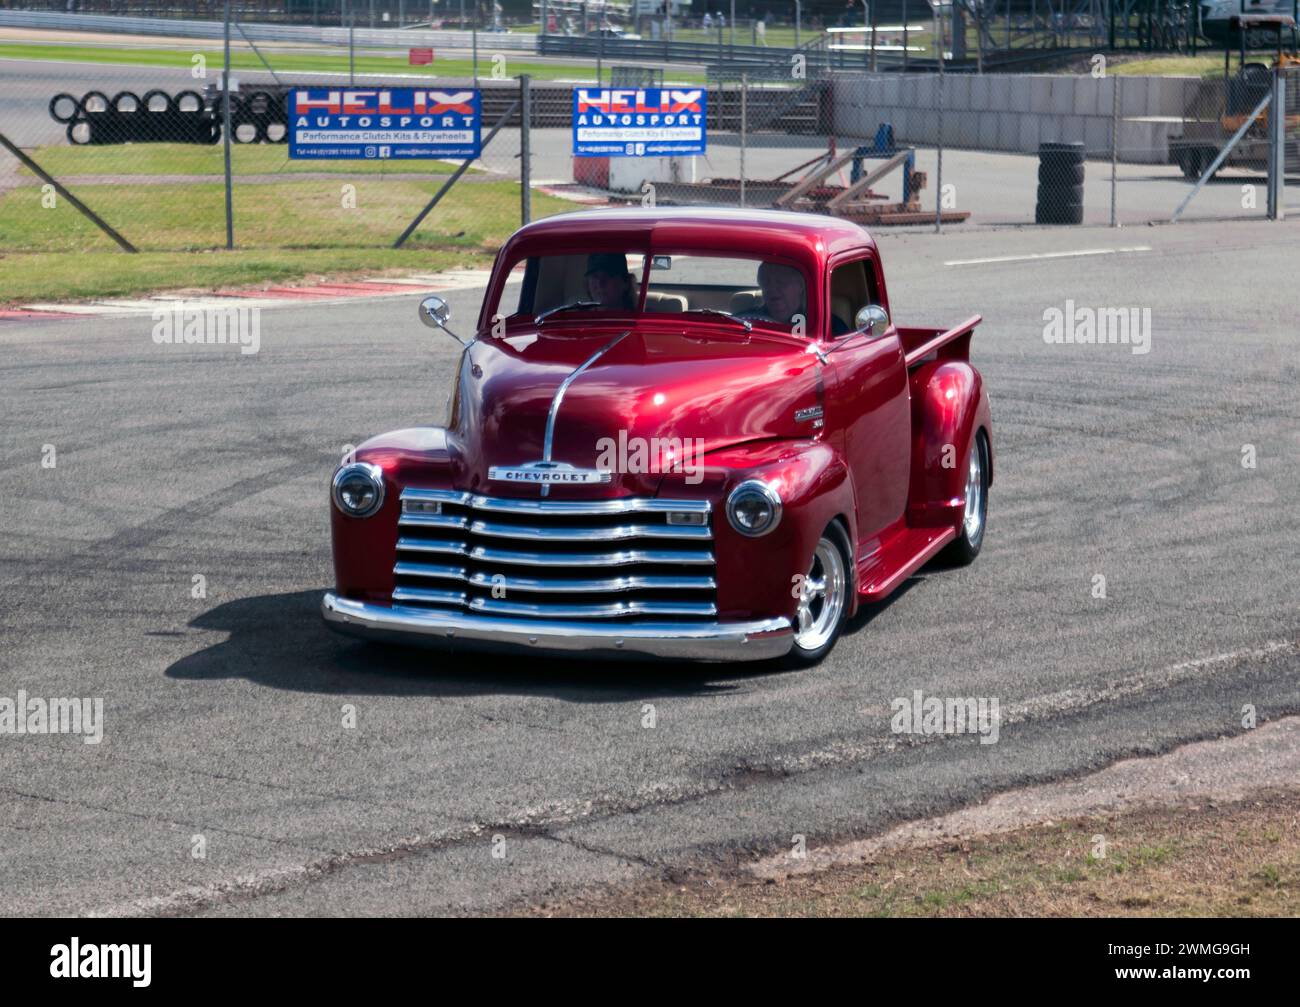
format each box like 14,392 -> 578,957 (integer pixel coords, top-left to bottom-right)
572,88 -> 707,157
289,88 -> 481,160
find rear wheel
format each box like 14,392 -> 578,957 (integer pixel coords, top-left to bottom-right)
945,431 -> 989,566
784,522 -> 852,666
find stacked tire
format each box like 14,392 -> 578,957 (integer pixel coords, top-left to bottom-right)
227,91 -> 288,144
48,89 -> 288,145
1035,141 -> 1084,225
50,90 -> 218,145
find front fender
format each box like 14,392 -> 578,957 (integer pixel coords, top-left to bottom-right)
659,439 -> 857,622
332,427 -> 456,603
907,361 -> 992,530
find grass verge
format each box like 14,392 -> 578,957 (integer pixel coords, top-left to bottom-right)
0,247 -> 492,303
527,789 -> 1300,917
21,142 -> 464,177
0,40 -> 705,84
0,177 -> 573,302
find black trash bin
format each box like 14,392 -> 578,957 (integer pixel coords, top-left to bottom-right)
1035,141 -> 1085,225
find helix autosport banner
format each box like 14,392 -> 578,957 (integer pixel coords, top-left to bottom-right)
572,87 -> 707,157
289,88 -> 481,160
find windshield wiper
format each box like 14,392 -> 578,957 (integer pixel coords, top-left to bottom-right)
535,300 -> 603,324
680,308 -> 752,331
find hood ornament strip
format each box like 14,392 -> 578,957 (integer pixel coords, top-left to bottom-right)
539,329 -> 632,496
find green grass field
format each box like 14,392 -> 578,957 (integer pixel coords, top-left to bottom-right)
0,40 -> 705,84
1111,53 -> 1233,77
0,176 -> 572,302
23,142 -> 466,178
0,247 -> 492,304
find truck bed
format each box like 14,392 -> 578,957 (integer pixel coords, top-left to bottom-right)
897,315 -> 981,368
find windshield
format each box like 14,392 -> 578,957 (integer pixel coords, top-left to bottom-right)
506,251 -> 809,332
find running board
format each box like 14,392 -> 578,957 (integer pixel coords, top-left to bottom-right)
857,526 -> 957,601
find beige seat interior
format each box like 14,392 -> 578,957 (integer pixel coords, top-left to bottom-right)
644,291 -> 687,313
729,289 -> 764,314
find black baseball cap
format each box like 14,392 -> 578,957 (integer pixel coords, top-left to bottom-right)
585,252 -> 630,277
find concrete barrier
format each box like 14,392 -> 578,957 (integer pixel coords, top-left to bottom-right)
832,72 -> 1202,164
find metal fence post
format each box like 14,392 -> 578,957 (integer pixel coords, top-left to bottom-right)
935,9 -> 945,235
935,70 -> 944,233
1268,68 -> 1285,219
1110,74 -> 1119,227
520,74 -> 532,226
740,74 -> 747,208
903,0 -> 910,72
223,0 -> 234,250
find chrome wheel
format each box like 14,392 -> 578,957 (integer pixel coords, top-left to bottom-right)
793,536 -> 847,653
963,438 -> 986,549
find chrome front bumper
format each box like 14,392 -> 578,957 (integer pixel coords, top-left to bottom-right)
321,593 -> 793,662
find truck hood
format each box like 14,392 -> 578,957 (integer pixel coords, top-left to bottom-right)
448,323 -> 823,496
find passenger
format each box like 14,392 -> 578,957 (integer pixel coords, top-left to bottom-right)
742,261 -> 849,334
585,253 -> 637,311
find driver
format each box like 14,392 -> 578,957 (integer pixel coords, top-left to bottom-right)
585,253 -> 636,310
741,261 -> 848,334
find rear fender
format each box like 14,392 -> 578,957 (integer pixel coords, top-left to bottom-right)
907,361 -> 992,530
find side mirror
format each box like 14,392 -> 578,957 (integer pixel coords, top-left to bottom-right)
419,295 -> 469,346
854,303 -> 890,335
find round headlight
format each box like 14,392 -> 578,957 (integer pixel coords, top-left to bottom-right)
332,462 -> 385,518
726,480 -> 782,537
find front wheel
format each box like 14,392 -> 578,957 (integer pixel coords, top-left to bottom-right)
784,522 -> 852,666
945,430 -> 989,566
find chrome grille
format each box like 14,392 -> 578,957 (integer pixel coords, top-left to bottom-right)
393,489 -> 716,620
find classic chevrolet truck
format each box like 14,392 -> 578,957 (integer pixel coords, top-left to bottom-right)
322,208 -> 992,664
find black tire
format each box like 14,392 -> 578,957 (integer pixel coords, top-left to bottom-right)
781,520 -> 854,668
66,120 -> 92,145
1039,140 -> 1085,157
232,119 -> 263,144
1035,183 -> 1084,223
1038,161 -> 1085,187
173,90 -> 204,114
1037,179 -> 1083,199
80,90 -> 111,114
49,92 -> 81,123
944,431 -> 989,566
140,89 -> 173,113
111,90 -> 140,113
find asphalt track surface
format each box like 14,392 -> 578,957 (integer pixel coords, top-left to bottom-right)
1,220 -> 1297,915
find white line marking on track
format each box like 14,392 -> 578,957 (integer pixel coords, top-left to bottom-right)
82,636 -> 1299,917
944,246 -> 1153,267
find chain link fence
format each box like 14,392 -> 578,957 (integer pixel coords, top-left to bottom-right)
0,20 -> 561,302
3,14 -> 1298,306
638,66 -> 1292,228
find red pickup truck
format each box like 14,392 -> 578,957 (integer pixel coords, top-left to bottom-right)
323,208 -> 992,665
